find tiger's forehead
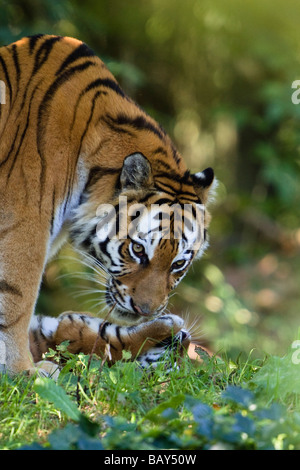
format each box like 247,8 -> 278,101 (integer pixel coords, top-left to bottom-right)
96,196 -> 205,256
127,202 -> 205,259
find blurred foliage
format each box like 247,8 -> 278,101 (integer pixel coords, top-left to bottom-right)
1,0 -> 300,358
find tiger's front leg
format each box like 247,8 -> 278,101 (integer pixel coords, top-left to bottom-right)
32,312 -> 188,364
0,212 -> 52,375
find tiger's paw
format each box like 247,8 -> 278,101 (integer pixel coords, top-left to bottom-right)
137,327 -> 191,370
136,313 -> 185,341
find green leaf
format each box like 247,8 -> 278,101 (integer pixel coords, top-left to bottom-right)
34,377 -> 81,422
47,423 -> 104,450
79,414 -> 100,437
122,350 -> 132,360
144,394 -> 185,423
222,386 -> 254,408
48,423 -> 82,450
251,351 -> 300,400
109,370 -> 118,385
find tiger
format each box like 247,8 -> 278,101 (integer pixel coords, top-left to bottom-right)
0,34 -> 215,376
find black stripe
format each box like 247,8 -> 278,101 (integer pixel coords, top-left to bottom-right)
71,90 -> 107,131
32,36 -> 62,76
171,144 -> 181,165
0,281 -> 22,297
50,188 -> 56,235
99,240 -> 118,267
37,60 -> 96,200
108,113 -> 165,141
117,244 -> 126,262
27,34 -> 44,54
38,60 -> 96,131
66,90 -> 104,211
71,78 -> 126,132
77,90 -> 102,156
115,326 -> 125,349
153,147 -> 168,157
179,195 -> 200,204
0,124 -> 20,168
6,79 -> 40,181
7,95 -> 33,180
155,171 -> 183,182
181,170 -> 194,184
155,181 -> 177,195
55,42 -> 95,76
179,190 -> 199,199
109,343 -> 118,352
99,321 -> 111,340
154,159 -> 172,171
61,160 -> 72,217
85,165 -> 121,189
102,116 -> 134,137
11,44 -> 20,89
85,78 -> 126,98
21,161 -> 30,206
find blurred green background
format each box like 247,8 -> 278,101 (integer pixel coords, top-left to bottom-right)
1,0 -> 300,359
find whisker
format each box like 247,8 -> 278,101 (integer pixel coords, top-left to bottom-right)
169,292 -> 177,299
86,299 -> 109,313
58,250 -> 109,279
73,286 -> 107,295
74,248 -> 110,275
98,304 -> 110,315
73,290 -> 107,300
56,271 -> 107,287
181,310 -> 204,343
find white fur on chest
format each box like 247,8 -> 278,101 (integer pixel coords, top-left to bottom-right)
47,158 -> 88,260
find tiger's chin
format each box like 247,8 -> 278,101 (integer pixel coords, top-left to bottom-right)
106,294 -> 159,327
109,308 -> 155,327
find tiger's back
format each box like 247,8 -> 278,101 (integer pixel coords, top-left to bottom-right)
0,35 -> 214,374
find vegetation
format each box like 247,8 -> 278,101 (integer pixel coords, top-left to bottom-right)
0,0 -> 300,450
0,344 -> 299,450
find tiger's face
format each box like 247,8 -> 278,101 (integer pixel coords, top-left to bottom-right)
99,199 -> 207,325
71,153 -> 214,326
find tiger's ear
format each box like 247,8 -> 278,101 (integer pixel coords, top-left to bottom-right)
120,153 -> 153,190
191,167 -> 215,204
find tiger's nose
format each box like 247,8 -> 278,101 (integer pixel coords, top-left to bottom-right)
132,302 -> 152,316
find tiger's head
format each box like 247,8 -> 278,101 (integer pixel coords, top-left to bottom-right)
71,153 -> 215,326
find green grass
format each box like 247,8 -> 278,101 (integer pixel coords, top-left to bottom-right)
1,343 -> 300,450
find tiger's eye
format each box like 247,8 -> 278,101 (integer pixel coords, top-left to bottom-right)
132,243 -> 145,255
172,259 -> 186,270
